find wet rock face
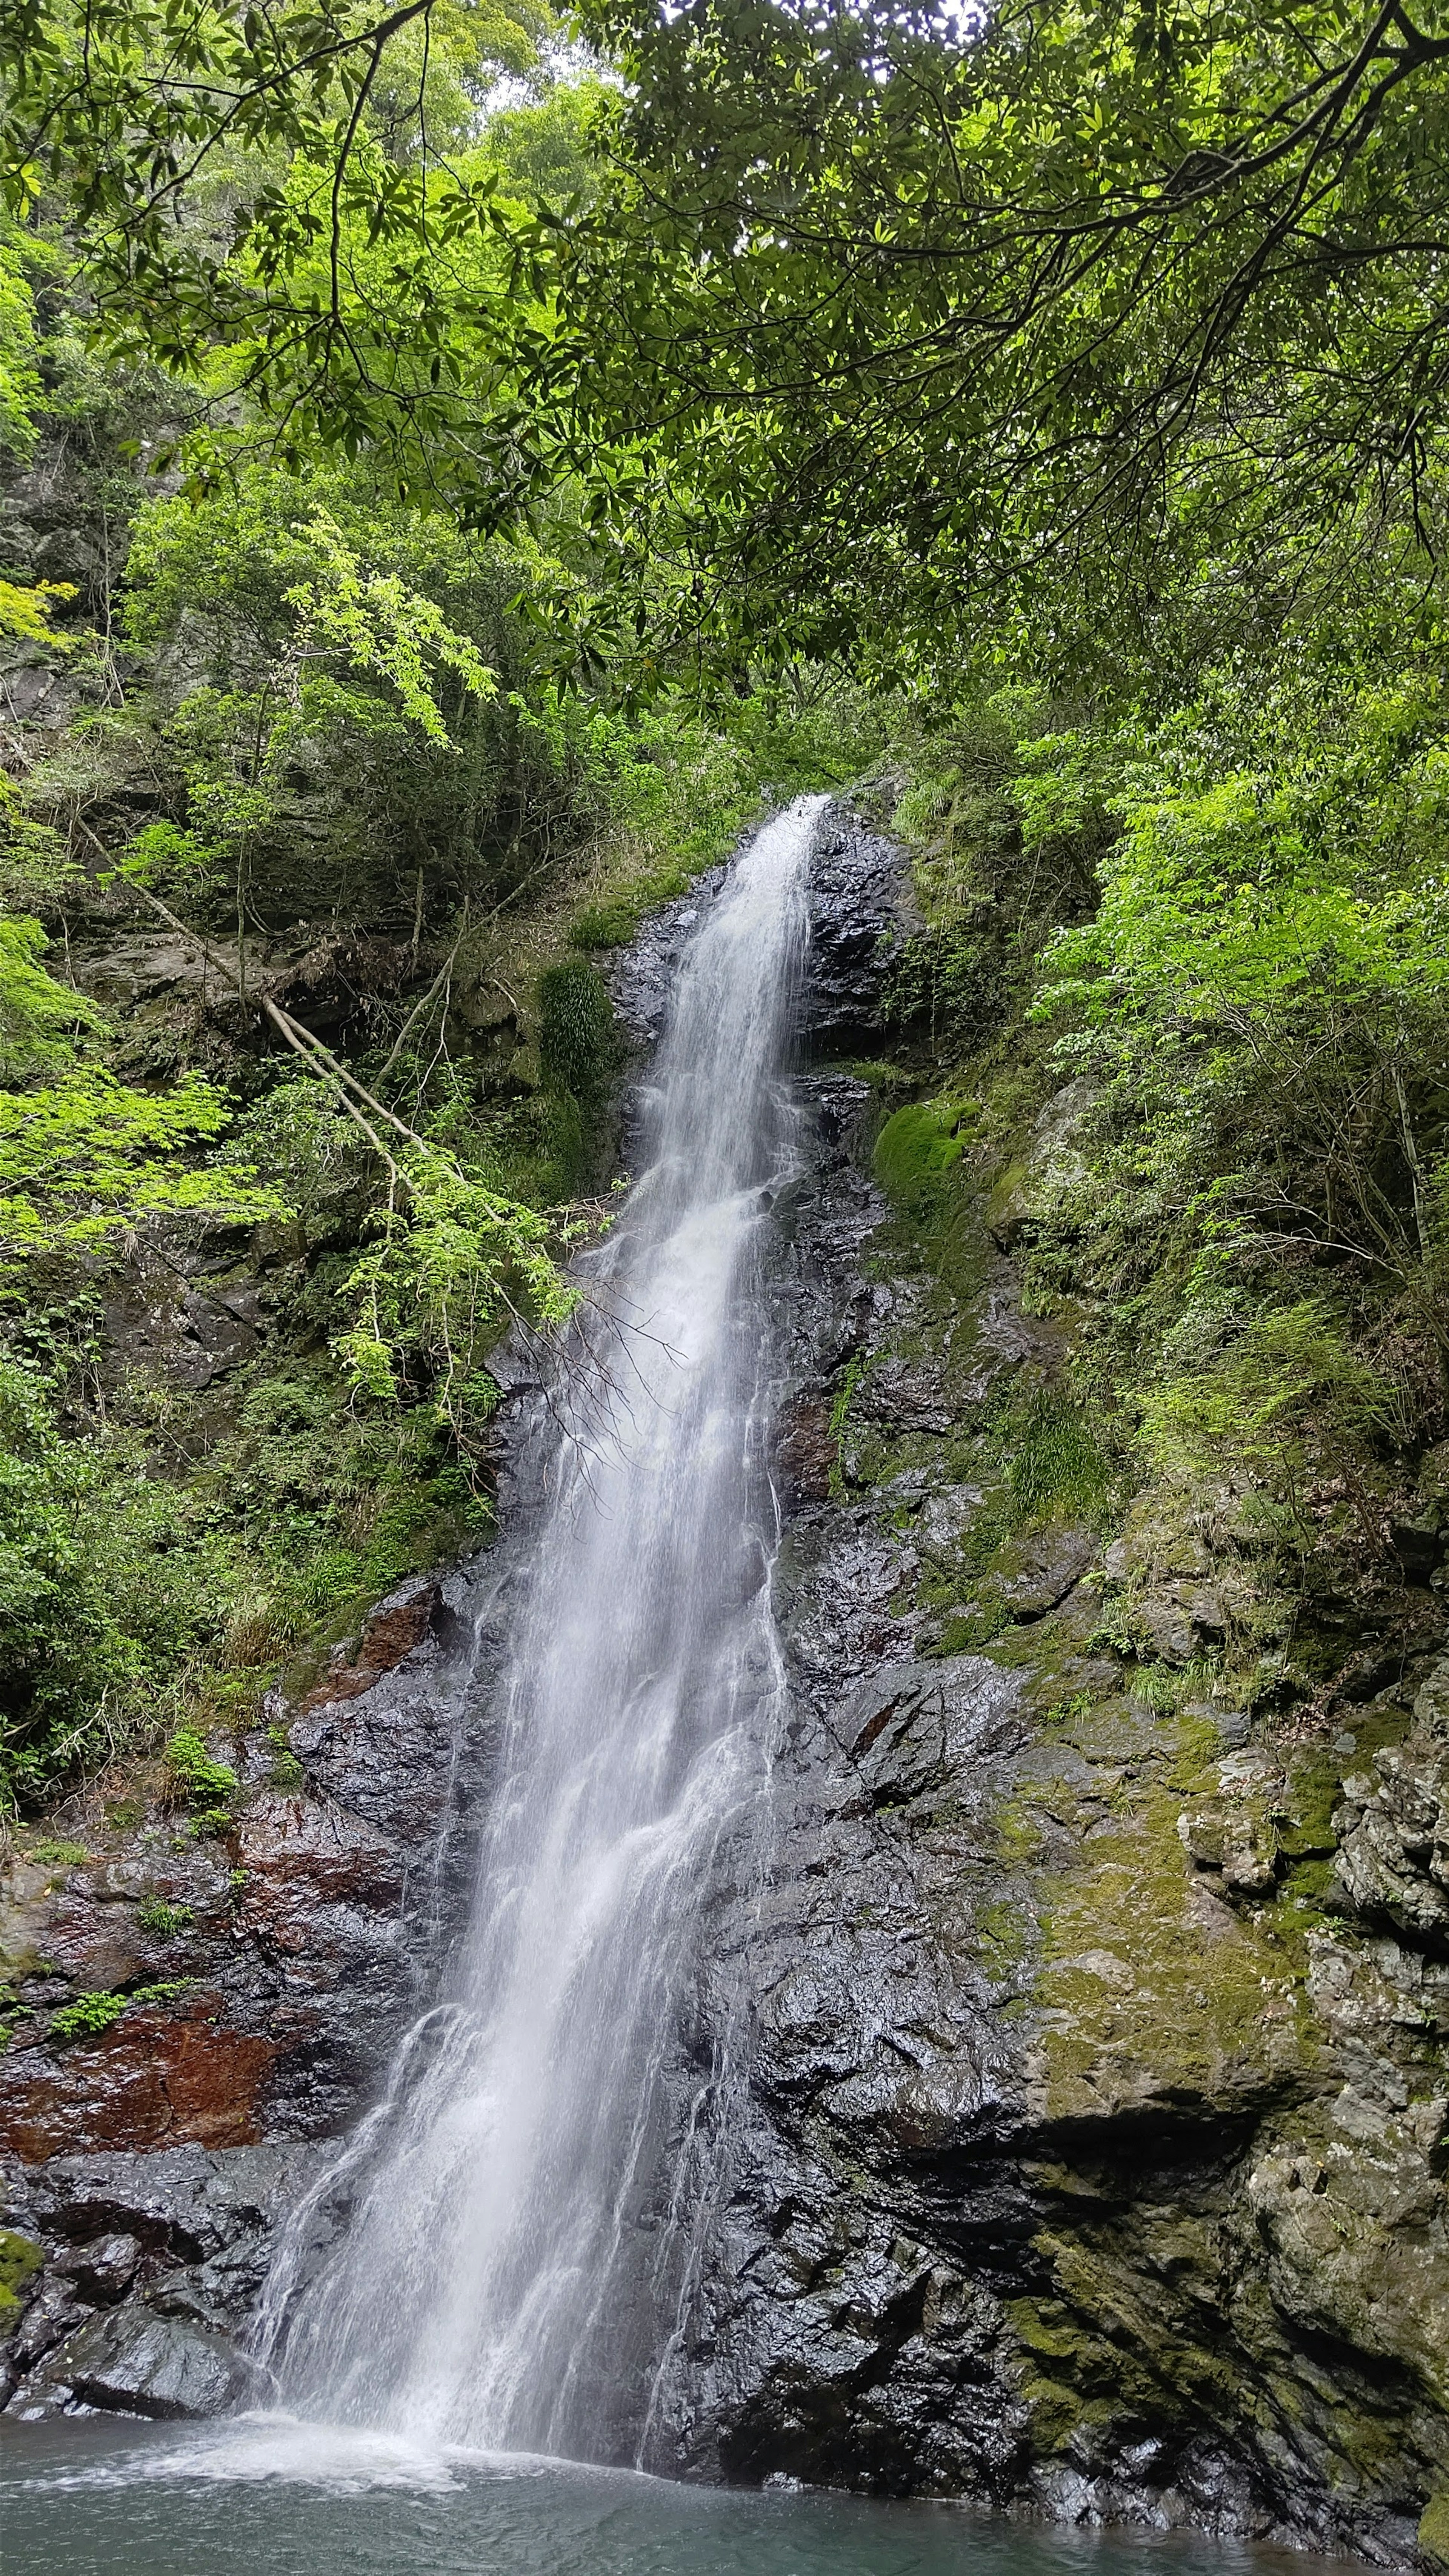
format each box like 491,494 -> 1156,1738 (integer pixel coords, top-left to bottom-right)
0,1568 -> 501,2414
56,2304 -> 269,2419
800,811 -> 917,1052
628,804 -> 1449,2563
0,2143 -> 315,2415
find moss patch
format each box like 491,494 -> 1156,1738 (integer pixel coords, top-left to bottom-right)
873,1102 -> 964,1215
0,2227 -> 43,2312
1033,1744 -> 1317,2120
1420,2494 -> 1449,2568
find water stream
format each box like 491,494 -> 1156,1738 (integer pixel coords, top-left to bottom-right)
265,795 -> 824,2458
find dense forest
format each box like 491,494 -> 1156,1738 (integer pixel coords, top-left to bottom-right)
2,0 -> 1449,1840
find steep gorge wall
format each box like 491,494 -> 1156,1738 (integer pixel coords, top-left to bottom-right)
2,807 -> 1449,2570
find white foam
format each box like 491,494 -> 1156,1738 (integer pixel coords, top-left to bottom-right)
21,2412 -> 493,2496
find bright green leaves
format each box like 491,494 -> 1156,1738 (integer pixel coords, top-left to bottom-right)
1038,671 -> 1449,1036
126,489 -> 497,746
0,1065 -> 284,1264
1137,1295 -> 1409,1496
280,510 -> 496,743
0,579 -> 77,645
0,916 -> 282,1263
0,920 -> 100,1081
0,218 -> 41,454
335,1143 -> 573,1450
1,0 -> 575,526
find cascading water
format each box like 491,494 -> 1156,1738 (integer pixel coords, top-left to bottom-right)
266,794 -> 826,2460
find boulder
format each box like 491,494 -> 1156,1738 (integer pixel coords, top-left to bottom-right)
49,2302 -> 269,2419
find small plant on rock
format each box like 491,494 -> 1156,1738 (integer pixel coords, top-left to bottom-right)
137,1896 -> 193,1938
50,1979 -> 193,2044
49,1990 -> 128,2042
266,1722 -> 303,1789
164,1727 -> 238,1808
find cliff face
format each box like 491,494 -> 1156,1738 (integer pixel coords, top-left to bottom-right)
4,808 -> 1449,2568
637,815 -> 1449,2565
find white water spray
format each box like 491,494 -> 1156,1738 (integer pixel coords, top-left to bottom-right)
267,796 -> 823,2457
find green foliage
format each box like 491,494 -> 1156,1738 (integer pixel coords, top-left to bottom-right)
0,2227 -> 43,2312
124,491 -> 497,741
335,1141 -> 571,1448
164,1729 -> 238,1807
872,1103 -> 963,1217
1007,1392 -> 1111,1526
1139,1298 -> 1407,1501
49,1989 -> 127,2041
0,1065 -> 283,1264
0,578 -> 76,646
1419,2496 -> 1449,2573
0,218 -> 40,453
49,1979 -> 192,2044
0,913 -> 285,1267
137,1896 -> 193,1937
827,1354 -> 869,1503
0,780 -> 77,916
266,1723 -> 303,1789
537,958 -> 615,1105
0,1362 -> 243,1809
0,918 -> 98,1079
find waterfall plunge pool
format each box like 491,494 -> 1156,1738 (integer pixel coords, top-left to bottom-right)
2,2416 -> 1297,2576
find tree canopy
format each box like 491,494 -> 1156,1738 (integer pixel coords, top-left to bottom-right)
10,3 -> 1449,684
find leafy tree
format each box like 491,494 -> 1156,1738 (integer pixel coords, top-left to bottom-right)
0,216 -> 40,452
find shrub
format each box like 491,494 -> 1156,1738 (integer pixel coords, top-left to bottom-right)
536,958 -> 617,1104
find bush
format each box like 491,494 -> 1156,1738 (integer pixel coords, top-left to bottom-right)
537,958 -> 617,1104
0,1360 -> 243,1810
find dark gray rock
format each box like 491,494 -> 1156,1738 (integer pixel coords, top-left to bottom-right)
802,808 -> 916,1051
47,2303 -> 269,2419
53,2232 -> 140,2303
1,2141 -> 323,2415
831,1659 -> 1024,1812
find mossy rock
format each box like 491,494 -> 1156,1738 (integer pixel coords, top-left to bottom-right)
1031,1751 -> 1319,2122
0,2227 -> 43,2313
1421,2495 -> 1449,2569
872,1102 -> 964,1216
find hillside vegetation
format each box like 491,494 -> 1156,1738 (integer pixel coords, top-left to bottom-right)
3,0 -> 1449,1829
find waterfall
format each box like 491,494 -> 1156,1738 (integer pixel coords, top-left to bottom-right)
267,795 -> 825,2459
